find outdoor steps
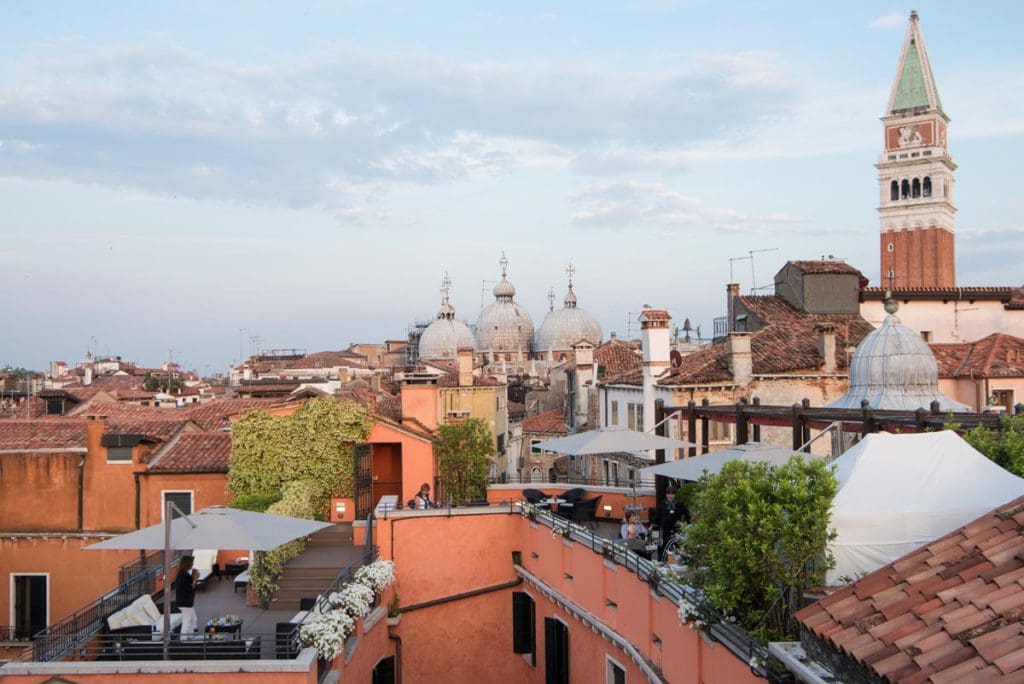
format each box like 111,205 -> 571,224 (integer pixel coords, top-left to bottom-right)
269,523 -> 357,611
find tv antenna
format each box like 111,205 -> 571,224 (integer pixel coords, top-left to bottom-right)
729,248 -> 779,293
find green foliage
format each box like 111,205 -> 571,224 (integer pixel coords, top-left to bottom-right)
229,398 -> 372,598
142,372 -> 183,393
229,397 -> 371,502
248,480 -> 324,598
958,414 -> 1024,477
683,456 -> 838,641
229,491 -> 283,513
436,418 -> 493,505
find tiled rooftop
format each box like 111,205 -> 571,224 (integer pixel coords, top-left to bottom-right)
796,495 -> 1024,683
148,431 -> 232,472
931,334 -> 1024,379
595,340 -> 642,376
0,420 -> 87,451
787,260 -> 866,277
521,407 -> 567,435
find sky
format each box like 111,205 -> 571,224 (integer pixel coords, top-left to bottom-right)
2,1 -> 1023,374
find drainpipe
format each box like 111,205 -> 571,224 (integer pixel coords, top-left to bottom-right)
134,472 -> 142,530
388,632 -> 403,684
77,456 -> 86,532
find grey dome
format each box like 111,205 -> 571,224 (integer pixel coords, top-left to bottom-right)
535,286 -> 602,355
418,294 -> 477,361
828,310 -> 967,411
493,277 -> 516,298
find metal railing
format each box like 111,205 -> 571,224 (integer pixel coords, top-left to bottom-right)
28,558 -> 175,662
0,625 -> 31,642
119,550 -> 182,587
315,512 -> 378,614
523,504 -> 787,681
489,474 -> 656,489
58,628 -> 303,662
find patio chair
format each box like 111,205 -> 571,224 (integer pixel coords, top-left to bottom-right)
192,549 -> 218,588
522,489 -> 550,504
570,496 -> 602,529
557,488 -> 588,516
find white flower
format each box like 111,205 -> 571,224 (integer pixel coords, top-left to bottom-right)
328,582 -> 375,619
355,560 -> 395,593
300,609 -> 355,661
677,596 -> 706,630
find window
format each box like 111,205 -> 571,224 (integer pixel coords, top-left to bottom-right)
611,462 -> 620,487
45,399 -> 64,416
889,180 -> 898,201
497,433 -> 506,455
544,618 -> 569,684
372,656 -> 396,684
610,401 -> 619,426
603,460 -> 611,486
531,468 -> 542,483
106,446 -> 133,463
887,242 -> 894,253
901,179 -> 910,199
923,176 -> 932,197
636,404 -> 643,430
161,491 -> 193,520
912,178 -> 921,198
512,592 -> 536,665
11,574 -> 48,640
531,439 -> 543,455
921,330 -> 933,342
606,657 -> 626,684
627,404 -> 636,430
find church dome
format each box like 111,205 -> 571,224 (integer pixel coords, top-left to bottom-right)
418,275 -> 477,361
828,299 -> 967,411
535,285 -> 602,356
476,255 -> 534,356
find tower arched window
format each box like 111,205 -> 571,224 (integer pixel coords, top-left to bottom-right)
890,180 -> 899,201
923,176 -> 932,197
912,178 -> 921,198
901,179 -> 910,200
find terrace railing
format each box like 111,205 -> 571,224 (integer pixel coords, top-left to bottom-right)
315,512 -> 378,614
118,550 -> 176,587
0,625 -> 31,642
488,474 -> 656,489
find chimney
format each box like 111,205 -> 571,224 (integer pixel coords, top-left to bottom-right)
400,375 -> 439,431
457,347 -> 473,388
640,309 -> 671,433
817,323 -> 837,373
370,374 -> 381,392
609,331 -> 617,342
84,366 -> 93,386
726,283 -> 740,333
727,332 -> 753,386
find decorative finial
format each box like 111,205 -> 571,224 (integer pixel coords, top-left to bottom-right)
565,261 -> 576,289
884,290 -> 900,315
547,287 -> 555,311
440,271 -> 452,303
910,9 -> 918,21
499,252 -> 509,278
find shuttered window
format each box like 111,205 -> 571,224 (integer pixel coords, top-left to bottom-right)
544,618 -> 569,684
162,491 -> 193,519
512,592 -> 535,663
107,446 -> 133,462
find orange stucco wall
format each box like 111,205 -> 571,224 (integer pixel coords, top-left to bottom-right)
376,510 -> 762,684
0,537 -> 133,635
82,418 -> 145,534
138,472 -> 232,527
367,423 -> 435,506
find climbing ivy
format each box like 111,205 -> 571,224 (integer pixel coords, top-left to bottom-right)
228,398 -> 372,598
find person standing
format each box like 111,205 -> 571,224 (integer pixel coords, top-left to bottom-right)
652,485 -> 690,550
174,555 -> 199,639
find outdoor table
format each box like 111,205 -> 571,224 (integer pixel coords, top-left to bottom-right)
205,616 -> 243,639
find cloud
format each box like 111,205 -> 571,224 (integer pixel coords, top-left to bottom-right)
869,13 -> 907,30
569,180 -> 814,234
0,39 -> 799,218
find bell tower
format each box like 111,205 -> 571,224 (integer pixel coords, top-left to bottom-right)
877,11 -> 956,288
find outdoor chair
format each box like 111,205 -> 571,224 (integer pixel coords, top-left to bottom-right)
570,495 -> 602,529
192,549 -> 218,588
522,489 -> 550,504
557,488 -> 588,516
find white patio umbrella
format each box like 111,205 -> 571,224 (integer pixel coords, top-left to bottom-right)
86,505 -> 332,658
639,442 -> 813,481
537,426 -> 695,456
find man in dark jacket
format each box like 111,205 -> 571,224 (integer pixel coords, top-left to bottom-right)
652,486 -> 690,551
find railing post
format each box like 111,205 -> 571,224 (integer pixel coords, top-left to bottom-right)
686,400 -> 697,458
735,401 -> 748,445
791,403 -> 803,451
700,398 -> 710,455
751,396 -> 761,442
654,399 -> 666,465
801,398 -> 812,447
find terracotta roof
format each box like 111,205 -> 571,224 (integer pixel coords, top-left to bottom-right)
105,418 -> 192,447
508,401 -> 526,421
932,334 -> 1024,379
796,495 -> 1024,683
436,370 -> 503,387
148,432 -> 231,472
184,399 -> 282,430
862,286 -> 1022,303
522,408 -> 568,435
0,420 -> 87,451
787,260 -> 865,276
376,395 -> 402,422
284,350 -> 368,369
640,309 -> 671,322
595,340 -> 643,377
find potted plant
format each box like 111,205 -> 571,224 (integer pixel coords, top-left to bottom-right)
386,594 -> 402,626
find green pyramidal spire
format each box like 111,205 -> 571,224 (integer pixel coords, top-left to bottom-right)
887,11 -> 943,116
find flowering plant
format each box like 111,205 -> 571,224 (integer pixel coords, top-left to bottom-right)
355,559 -> 395,593
328,582 -> 375,619
300,609 -> 355,661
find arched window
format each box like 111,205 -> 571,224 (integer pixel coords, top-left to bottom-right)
923,176 -> 932,197
901,179 -> 910,199
890,180 -> 899,201
887,243 -> 894,253
530,467 -> 542,483
912,178 -> 921,198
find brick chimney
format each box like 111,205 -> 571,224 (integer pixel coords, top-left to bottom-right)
726,283 -> 740,333
817,323 -> 837,373
400,375 -> 439,431
457,347 -> 473,388
727,332 -> 753,386
640,309 -> 671,433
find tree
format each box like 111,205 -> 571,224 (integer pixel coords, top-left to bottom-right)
683,456 -> 838,641
960,414 -> 1024,477
436,418 -> 493,505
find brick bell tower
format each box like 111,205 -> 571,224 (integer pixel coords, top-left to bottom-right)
877,11 -> 956,288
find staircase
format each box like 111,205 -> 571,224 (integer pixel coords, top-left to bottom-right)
270,523 -> 362,612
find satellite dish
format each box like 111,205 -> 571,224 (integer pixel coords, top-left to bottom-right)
670,350 -> 683,368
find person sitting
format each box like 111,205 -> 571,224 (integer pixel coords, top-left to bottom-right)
413,483 -> 439,509
619,512 -> 647,540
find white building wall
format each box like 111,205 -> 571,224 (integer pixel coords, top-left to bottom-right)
861,300 -> 1024,343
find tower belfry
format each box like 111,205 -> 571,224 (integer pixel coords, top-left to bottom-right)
877,11 -> 956,288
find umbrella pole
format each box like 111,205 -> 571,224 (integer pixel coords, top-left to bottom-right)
163,501 -> 171,660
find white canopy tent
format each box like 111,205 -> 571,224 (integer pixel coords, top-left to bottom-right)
538,426 -> 694,456
827,431 -> 1024,585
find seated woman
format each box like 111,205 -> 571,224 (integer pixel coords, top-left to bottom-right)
619,512 -> 648,541
413,483 -> 439,509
